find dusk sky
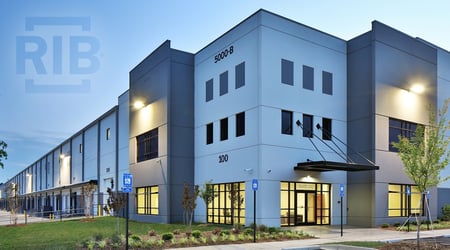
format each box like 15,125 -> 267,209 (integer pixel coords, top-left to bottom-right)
1,0 -> 450,183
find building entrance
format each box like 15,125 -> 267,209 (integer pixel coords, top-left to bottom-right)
296,191 -> 316,225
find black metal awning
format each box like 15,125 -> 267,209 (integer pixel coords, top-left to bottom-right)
294,161 -> 379,172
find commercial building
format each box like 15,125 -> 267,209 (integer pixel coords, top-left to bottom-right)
1,9 -> 449,227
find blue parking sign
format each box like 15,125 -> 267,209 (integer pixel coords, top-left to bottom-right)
123,173 -> 133,193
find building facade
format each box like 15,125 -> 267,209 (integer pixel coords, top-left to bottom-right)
1,9 -> 449,228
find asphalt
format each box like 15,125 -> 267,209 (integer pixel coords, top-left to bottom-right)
2,211 -> 450,249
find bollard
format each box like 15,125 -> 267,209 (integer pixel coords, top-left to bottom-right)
24,211 -> 27,224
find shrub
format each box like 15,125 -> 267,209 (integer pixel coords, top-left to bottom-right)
130,235 -> 141,242
148,229 -> 157,236
268,227 -> 278,234
173,229 -> 181,235
192,230 -> 202,238
257,224 -> 267,232
393,222 -> 401,227
231,227 -> 240,234
212,227 -> 222,235
442,204 -> 450,221
381,223 -> 389,228
243,228 -> 253,236
220,230 -> 230,236
162,232 -> 174,241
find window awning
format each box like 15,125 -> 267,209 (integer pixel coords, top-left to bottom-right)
294,161 -> 379,172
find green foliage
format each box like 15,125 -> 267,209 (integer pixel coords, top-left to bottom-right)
243,228 -> 253,235
381,223 -> 389,228
181,182 -> 199,227
257,224 -> 267,232
392,99 -> 450,193
191,230 -> 202,238
0,140 -> 7,168
442,204 -> 450,221
161,232 -> 174,241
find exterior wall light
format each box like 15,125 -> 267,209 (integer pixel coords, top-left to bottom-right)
410,84 -> 424,94
133,100 -> 145,109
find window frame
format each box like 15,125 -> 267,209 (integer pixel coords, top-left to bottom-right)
389,118 -> 417,152
322,71 -> 333,95
322,118 -> 332,140
220,71 -> 228,96
281,59 -> 294,85
206,79 -> 213,102
206,123 -> 213,145
303,114 -> 313,138
136,185 -> 159,215
136,128 -> 158,162
235,62 -> 245,89
281,110 -> 293,135
303,65 -> 314,91
236,112 -> 245,137
220,118 -> 228,141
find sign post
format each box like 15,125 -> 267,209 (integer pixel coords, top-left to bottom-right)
339,184 -> 344,237
252,179 -> 258,243
123,173 -> 133,250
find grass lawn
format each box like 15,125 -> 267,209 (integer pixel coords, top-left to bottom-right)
0,216 -> 229,249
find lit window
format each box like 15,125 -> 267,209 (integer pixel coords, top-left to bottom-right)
207,182 -> 245,225
388,184 -> 422,217
136,186 -> 159,215
136,128 -> 158,162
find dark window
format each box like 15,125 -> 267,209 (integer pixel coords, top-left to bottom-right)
281,59 -> 294,85
322,71 -> 333,95
137,128 -> 158,162
303,114 -> 313,138
389,118 -> 417,152
220,118 -> 228,141
106,128 -> 111,140
79,144 -> 83,153
281,110 -> 293,135
220,71 -> 228,96
206,123 -> 213,145
236,112 -> 245,137
235,62 -> 245,89
206,79 -> 213,102
322,118 -> 332,140
303,65 -> 314,90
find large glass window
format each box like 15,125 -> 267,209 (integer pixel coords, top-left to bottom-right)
303,65 -> 314,90
389,118 -> 417,152
303,114 -> 313,138
281,59 -> 294,85
388,184 -> 422,216
220,71 -> 228,96
136,186 -> 159,215
206,79 -> 213,102
235,62 -> 245,89
207,182 -> 245,225
220,118 -> 228,141
236,112 -> 245,137
281,110 -> 293,135
136,128 -> 158,162
280,181 -> 330,226
322,118 -> 332,140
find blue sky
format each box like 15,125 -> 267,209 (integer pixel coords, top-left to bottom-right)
1,0 -> 450,183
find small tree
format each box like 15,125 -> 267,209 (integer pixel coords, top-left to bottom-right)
228,183 -> 244,228
199,179 -> 217,223
82,182 -> 98,218
181,182 -> 199,228
5,182 -> 19,224
392,99 -> 450,247
105,179 -> 126,216
0,140 -> 7,169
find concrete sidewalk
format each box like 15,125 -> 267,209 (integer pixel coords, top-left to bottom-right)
166,226 -> 450,250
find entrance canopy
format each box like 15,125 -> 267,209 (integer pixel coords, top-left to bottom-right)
294,160 -> 379,172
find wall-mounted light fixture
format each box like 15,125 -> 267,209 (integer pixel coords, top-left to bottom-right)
410,84 -> 425,94
133,100 -> 145,109
243,168 -> 253,173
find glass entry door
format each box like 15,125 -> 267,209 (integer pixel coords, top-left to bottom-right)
296,191 -> 316,225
